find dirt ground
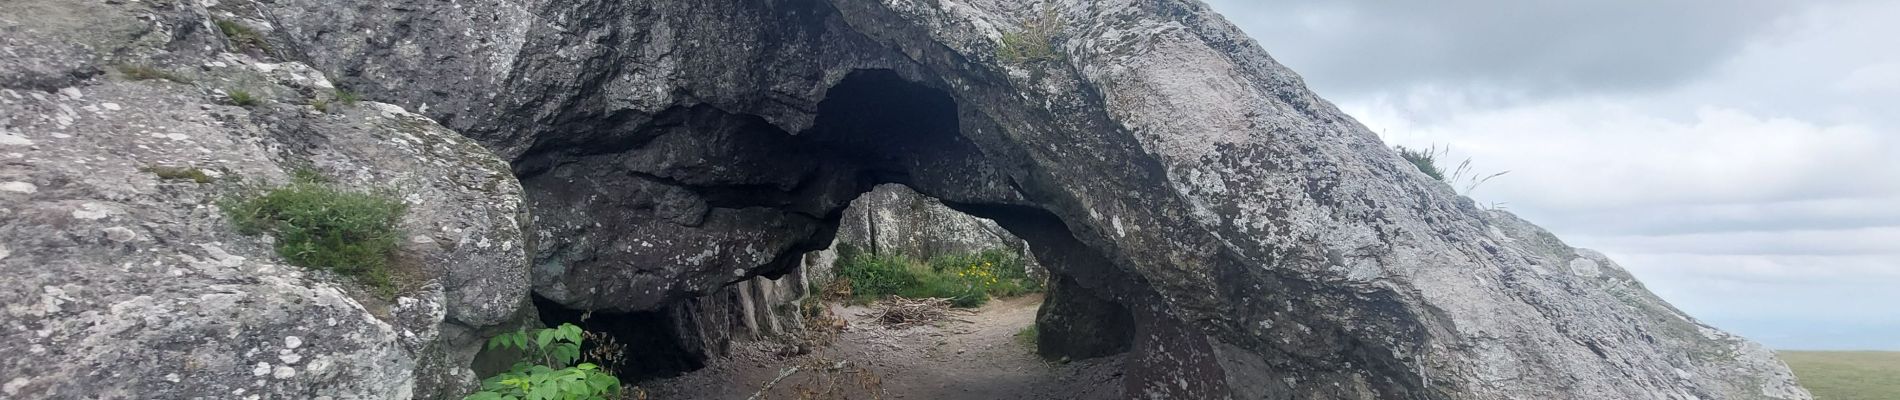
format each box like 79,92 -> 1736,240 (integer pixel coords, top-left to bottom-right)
643,294 -> 1124,399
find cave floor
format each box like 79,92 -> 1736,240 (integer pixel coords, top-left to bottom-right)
643,294 -> 1124,399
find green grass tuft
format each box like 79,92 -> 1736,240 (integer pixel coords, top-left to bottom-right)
141,165 -> 212,184
1396,145 -> 1445,181
1780,351 -> 1900,400
998,5 -> 1065,67
312,89 -> 360,113
834,244 -> 1040,308
223,170 -> 407,292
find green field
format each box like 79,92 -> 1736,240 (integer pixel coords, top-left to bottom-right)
1779,351 -> 1900,400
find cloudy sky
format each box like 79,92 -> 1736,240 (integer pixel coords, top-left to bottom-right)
1201,0 -> 1900,350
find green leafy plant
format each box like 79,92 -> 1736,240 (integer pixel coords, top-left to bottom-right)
468,323 -> 623,400
223,170 -> 406,291
215,19 -> 271,52
227,89 -> 260,107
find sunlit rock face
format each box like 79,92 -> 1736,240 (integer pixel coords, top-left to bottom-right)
2,0 -> 1808,398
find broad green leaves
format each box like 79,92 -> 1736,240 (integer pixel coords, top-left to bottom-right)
468,323 -> 622,400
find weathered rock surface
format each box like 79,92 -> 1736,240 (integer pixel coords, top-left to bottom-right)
836,183 -> 1030,260
4,0 -> 1811,398
0,1 -> 530,398
263,0 -> 1808,398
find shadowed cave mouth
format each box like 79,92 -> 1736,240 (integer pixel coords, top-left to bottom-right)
516,69 -> 1139,386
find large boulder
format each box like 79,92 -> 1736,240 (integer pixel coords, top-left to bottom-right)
0,1 -> 530,398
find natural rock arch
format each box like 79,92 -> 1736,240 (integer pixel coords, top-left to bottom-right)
298,0 -> 1799,396
0,0 -> 1806,398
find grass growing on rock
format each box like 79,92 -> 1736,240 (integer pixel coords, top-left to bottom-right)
227,89 -> 260,107
223,170 -> 407,292
998,4 -> 1065,67
312,89 -> 362,113
1396,145 -> 1445,181
835,244 -> 1040,308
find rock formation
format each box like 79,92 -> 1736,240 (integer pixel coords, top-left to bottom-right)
0,3 -> 531,396
0,0 -> 1809,398
835,184 -> 1030,259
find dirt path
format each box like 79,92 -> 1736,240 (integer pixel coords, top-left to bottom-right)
645,294 -> 1123,399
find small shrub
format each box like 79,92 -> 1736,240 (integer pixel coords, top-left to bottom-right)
309,98 -> 331,113
468,323 -> 623,400
116,64 -> 191,83
215,19 -> 271,52
223,170 -> 406,291
227,89 -> 260,107
141,165 -> 212,184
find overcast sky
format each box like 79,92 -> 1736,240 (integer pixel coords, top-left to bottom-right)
1201,0 -> 1900,350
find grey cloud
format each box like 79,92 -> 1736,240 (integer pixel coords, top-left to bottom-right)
1205,0 -> 1819,99
1516,195 -> 1900,237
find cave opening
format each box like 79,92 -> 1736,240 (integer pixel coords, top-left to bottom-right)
506,68 -> 1137,397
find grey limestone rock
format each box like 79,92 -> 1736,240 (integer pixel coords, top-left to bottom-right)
0,1 -> 530,398
2,0 -> 1811,398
